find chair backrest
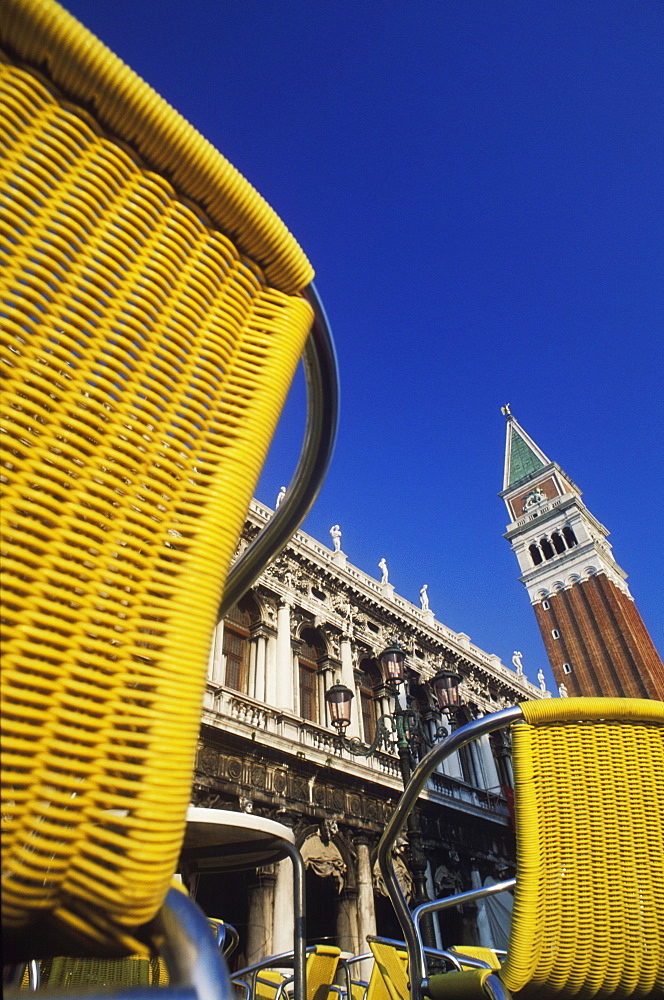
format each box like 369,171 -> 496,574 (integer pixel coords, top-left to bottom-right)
1,0 -> 326,963
377,698 -> 664,1000
367,939 -> 409,1000
447,947 -> 501,972
253,946 -> 341,1000
500,697 -> 664,998
306,946 -> 342,1000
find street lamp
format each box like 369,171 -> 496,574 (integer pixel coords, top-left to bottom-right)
325,650 -> 460,759
325,645 -> 461,945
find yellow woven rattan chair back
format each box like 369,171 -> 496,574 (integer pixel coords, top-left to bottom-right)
447,947 -> 501,972
499,698 -> 664,999
364,958 -> 397,1000
304,945 -> 341,1000
1,0 -> 336,963
253,946 -> 341,1000
367,939 -> 410,1000
379,699 -> 664,1000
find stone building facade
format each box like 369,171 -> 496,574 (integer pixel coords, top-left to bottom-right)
191,499 -> 544,967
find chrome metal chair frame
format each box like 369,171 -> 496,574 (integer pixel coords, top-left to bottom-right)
376,707 -> 523,1000
219,282 -> 339,618
4,889 -> 233,1000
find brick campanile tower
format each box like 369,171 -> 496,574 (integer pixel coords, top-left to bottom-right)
499,406 -> 663,699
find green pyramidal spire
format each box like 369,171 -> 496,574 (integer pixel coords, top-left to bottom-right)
501,405 -> 550,490
508,425 -> 544,484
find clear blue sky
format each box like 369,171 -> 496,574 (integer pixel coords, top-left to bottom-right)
64,0 -> 663,690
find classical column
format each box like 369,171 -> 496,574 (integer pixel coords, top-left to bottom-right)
340,637 -> 361,738
336,889 -> 358,955
355,837 -> 376,979
471,867 -> 494,948
209,619 -> 225,685
425,861 -> 443,949
478,732 -> 501,792
246,869 -> 276,964
441,745 -> 464,780
275,600 -> 295,713
265,631 -> 279,707
272,857 -> 295,954
252,631 -> 267,703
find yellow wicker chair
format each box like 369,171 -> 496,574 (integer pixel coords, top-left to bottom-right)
0,0 -> 337,984
366,939 -> 410,1000
377,698 -> 664,1000
232,945 -> 341,1000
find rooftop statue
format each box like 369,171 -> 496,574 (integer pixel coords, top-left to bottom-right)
379,558 -> 389,584
330,524 -> 342,552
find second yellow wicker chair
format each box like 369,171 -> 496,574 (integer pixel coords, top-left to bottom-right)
377,698 -> 664,1000
0,0 -> 337,975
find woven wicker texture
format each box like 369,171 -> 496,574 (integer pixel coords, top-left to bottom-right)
367,939 -> 410,1000
254,947 -> 341,1000
0,24 -> 313,956
40,954 -> 161,988
0,0 -> 314,295
501,698 -> 664,999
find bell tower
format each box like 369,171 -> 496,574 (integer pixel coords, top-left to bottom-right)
499,406 -> 663,699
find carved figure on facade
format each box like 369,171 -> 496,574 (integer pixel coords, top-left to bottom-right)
333,593 -> 352,623
378,558 -> 389,584
434,863 -> 464,896
330,524 -> 342,552
320,817 -> 339,842
319,625 -> 341,659
264,553 -> 290,583
276,486 -> 286,508
537,668 -> 547,692
373,841 -> 413,902
192,791 -> 223,809
419,585 -> 429,611
232,535 -> 249,562
302,833 -> 347,893
261,595 -> 278,626
511,651 -> 524,676
558,682 -> 569,697
461,671 -> 488,702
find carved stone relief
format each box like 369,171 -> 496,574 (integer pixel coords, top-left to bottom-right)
198,746 -> 220,777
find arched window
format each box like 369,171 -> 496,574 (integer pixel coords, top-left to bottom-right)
551,531 -> 566,555
541,537 -> 555,560
299,628 -> 325,723
223,601 -> 253,691
529,543 -> 543,566
563,526 -> 578,548
562,662 -> 572,674
551,629 -> 560,640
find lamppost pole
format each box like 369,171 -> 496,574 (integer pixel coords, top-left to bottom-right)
325,645 -> 461,951
391,688 -> 434,943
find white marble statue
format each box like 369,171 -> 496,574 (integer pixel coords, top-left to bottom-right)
537,668 -> 547,692
330,524 -> 342,552
558,682 -> 569,698
511,650 -> 524,676
379,558 -> 389,584
276,486 -> 286,508
420,585 -> 429,611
